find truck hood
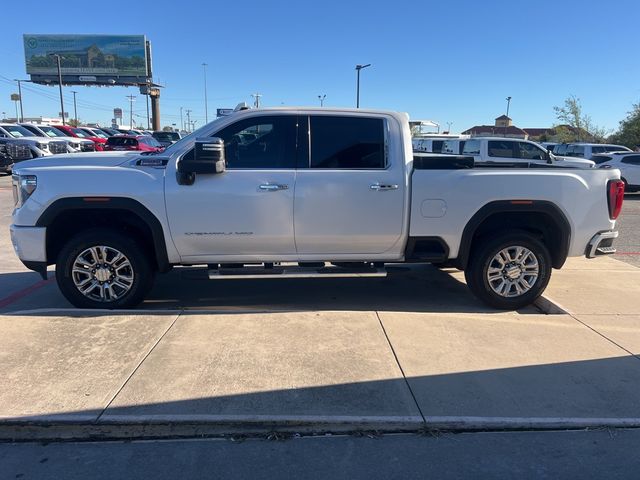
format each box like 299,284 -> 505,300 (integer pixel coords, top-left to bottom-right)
13,152 -> 139,170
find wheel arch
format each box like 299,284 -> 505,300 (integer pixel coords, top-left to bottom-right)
457,200 -> 571,270
36,197 -> 171,273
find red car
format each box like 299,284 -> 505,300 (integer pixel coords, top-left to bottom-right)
103,135 -> 164,152
55,125 -> 107,151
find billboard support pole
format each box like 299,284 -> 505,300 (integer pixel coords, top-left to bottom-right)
15,80 -> 24,122
49,54 -> 66,125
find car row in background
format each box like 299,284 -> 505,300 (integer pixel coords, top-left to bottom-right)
593,152 -> 640,192
551,143 -> 631,160
104,135 -> 164,152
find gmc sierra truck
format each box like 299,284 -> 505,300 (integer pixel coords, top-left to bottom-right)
10,107 -> 624,310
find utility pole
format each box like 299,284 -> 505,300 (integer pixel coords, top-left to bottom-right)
180,107 -> 184,132
126,95 -> 136,129
251,93 -> 262,109
185,109 -> 192,132
71,90 -> 78,125
14,79 -> 24,122
49,54 -> 66,125
355,64 -> 371,108
145,82 -> 150,130
318,94 -> 326,107
202,63 -> 208,123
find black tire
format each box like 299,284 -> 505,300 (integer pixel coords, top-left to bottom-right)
464,232 -> 552,310
56,229 -> 155,309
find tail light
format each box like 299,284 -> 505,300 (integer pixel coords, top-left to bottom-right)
607,179 -> 625,220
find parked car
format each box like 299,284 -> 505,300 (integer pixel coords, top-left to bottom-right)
78,127 -> 110,141
10,108 -> 623,311
460,137 -> 594,167
594,152 -> 640,192
412,135 -> 469,153
98,127 -> 121,136
555,143 -> 631,160
0,123 -> 68,161
55,125 -> 107,151
0,140 -> 14,174
115,128 -> 136,135
103,135 -> 164,152
152,131 -> 182,147
19,123 -> 95,153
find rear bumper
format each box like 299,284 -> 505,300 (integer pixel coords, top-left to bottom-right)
586,230 -> 618,258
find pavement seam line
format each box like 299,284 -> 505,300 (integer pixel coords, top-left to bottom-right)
569,313 -> 640,362
94,311 -> 183,423
374,311 -> 427,425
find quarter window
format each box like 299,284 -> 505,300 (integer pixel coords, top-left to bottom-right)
309,116 -> 385,169
462,139 -> 480,155
621,155 -> 640,166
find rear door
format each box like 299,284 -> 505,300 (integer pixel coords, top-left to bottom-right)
293,115 -> 405,256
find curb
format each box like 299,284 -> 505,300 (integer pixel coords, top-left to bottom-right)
2,416 -> 640,442
534,295 -> 570,315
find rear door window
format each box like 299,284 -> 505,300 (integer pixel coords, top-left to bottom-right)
309,116 -> 385,169
592,155 -> 613,165
462,139 -> 480,155
621,155 -> 640,166
487,140 -> 516,158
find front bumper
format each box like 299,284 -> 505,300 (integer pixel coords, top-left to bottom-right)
586,230 -> 618,258
10,225 -> 47,263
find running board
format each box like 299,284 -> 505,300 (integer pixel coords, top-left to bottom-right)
208,265 -> 387,280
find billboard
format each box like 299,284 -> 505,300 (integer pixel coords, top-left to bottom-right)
23,34 -> 150,86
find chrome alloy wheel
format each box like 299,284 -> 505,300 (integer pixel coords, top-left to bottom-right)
71,246 -> 134,302
486,246 -> 539,298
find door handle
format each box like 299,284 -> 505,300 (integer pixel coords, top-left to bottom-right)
259,183 -> 289,192
370,182 -> 399,191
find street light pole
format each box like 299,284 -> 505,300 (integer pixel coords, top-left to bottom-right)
355,64 -> 371,108
71,90 -> 78,125
49,54 -> 66,125
446,121 -> 453,133
185,109 -> 192,132
318,94 -> 326,107
14,79 -> 24,122
126,95 -> 136,129
180,107 -> 184,132
202,63 -> 208,123
505,96 -> 512,136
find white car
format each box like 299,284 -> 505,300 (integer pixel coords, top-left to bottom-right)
10,107 -> 623,310
554,143 -> 631,160
19,123 -> 95,153
594,152 -> 640,192
0,124 -> 68,161
461,137 -> 595,168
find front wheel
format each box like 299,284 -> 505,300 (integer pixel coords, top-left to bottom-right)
465,233 -> 552,310
56,229 -> 155,309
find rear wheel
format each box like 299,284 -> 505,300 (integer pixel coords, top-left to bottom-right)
465,233 -> 552,310
56,229 -> 155,309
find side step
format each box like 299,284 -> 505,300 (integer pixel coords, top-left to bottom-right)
208,264 -> 387,280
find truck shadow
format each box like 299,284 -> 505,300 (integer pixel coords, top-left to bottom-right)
0,265 -> 540,315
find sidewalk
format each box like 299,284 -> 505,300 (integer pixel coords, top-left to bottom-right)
1,257 -> 640,440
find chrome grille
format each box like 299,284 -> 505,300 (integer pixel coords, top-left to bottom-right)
6,143 -> 32,161
81,143 -> 95,152
49,142 -> 68,154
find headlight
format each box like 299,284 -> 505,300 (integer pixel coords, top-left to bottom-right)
12,174 -> 37,208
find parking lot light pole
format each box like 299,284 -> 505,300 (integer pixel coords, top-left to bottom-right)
318,94 -> 326,107
180,107 -> 184,132
355,64 -> 371,108
202,63 -> 208,124
505,96 -> 512,136
71,91 -> 78,125
14,79 -> 24,122
49,54 -> 66,125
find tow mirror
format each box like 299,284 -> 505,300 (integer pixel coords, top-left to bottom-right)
177,137 -> 225,185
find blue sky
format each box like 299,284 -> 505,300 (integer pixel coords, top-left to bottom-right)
0,0 -> 638,132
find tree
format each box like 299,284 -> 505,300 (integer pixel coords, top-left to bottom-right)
553,95 -> 609,142
609,102 -> 640,149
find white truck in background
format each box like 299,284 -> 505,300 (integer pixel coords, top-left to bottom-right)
10,108 -> 624,310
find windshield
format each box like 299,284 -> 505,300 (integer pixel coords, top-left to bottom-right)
153,132 -> 180,141
40,126 -> 66,137
71,128 -> 89,138
2,125 -> 34,138
85,129 -> 108,139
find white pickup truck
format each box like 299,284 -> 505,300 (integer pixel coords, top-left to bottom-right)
10,108 -> 624,310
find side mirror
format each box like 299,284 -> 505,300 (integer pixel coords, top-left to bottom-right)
177,137 -> 225,185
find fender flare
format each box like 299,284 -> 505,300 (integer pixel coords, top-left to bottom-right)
36,197 -> 171,272
457,200 -> 571,270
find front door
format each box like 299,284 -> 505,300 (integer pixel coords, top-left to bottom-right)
165,114 -> 298,260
